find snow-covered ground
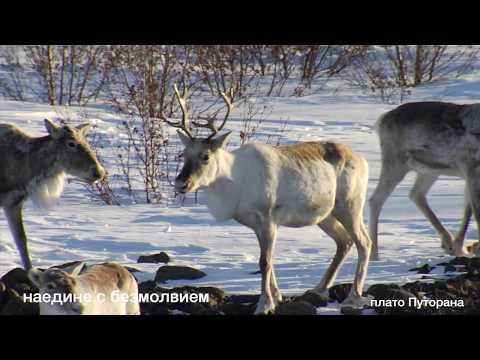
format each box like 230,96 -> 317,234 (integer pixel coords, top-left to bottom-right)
1,72 -> 480,308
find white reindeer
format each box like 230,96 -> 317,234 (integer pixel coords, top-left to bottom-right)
0,119 -> 105,269
369,101 -> 480,260
28,262 -> 140,315
165,85 -> 373,314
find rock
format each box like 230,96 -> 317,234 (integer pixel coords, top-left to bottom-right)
329,283 -> 352,303
0,268 -> 37,296
0,288 -> 39,315
155,265 -> 206,283
226,294 -> 260,304
275,301 -> 317,315
448,257 -> 471,266
295,290 -> 328,307
444,264 -> 457,273
409,263 -> 435,274
341,306 -> 364,315
172,286 -> 225,307
367,283 -> 401,300
221,302 -> 256,315
138,280 -> 158,293
137,252 -> 170,264
1,268 -> 30,289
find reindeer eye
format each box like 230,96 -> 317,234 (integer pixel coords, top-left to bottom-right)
67,141 -> 77,149
203,154 -> 210,162
46,283 -> 55,290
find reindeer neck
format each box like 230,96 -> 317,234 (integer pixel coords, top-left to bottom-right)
214,148 -> 235,180
26,135 -> 63,182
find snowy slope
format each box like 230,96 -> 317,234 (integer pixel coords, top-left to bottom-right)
1,73 -> 480,302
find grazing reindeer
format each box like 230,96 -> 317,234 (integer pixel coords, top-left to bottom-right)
0,119 -> 105,270
165,85 -> 372,314
28,262 -> 140,315
370,102 -> 480,261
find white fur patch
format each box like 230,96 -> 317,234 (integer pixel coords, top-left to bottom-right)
29,171 -> 66,209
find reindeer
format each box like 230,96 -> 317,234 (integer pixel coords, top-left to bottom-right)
0,119 -> 105,270
28,262 -> 140,315
165,85 -> 373,314
369,102 -> 480,261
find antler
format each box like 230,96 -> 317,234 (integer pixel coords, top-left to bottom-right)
192,88 -> 234,140
162,83 -> 194,139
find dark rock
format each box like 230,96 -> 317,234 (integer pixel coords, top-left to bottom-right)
341,306 -> 364,315
329,283 -> 352,303
367,283 -> 401,300
221,302 -> 256,315
172,286 -> 225,307
368,288 -> 418,315
226,294 -> 260,304
444,264 -> 457,273
1,268 -> 31,289
155,265 -> 206,283
409,263 -> 435,274
138,252 -> 170,264
275,301 -> 317,315
295,290 -> 328,307
138,280 -> 158,293
0,288 -> 38,315
448,257 -> 471,266
0,268 -> 37,296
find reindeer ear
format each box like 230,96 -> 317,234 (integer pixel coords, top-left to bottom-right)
44,119 -> 61,139
28,268 -> 45,288
177,130 -> 192,147
210,131 -> 231,151
76,123 -> 92,137
67,261 -> 86,277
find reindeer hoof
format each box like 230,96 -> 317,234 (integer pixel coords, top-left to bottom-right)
453,246 -> 474,258
466,242 -> 480,257
254,295 -> 276,315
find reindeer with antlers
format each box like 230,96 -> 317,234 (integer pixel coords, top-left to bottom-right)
166,85 -> 373,314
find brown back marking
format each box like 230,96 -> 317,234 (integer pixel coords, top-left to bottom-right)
80,263 -> 131,291
276,141 -> 352,170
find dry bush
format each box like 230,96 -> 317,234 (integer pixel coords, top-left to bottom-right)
347,45 -> 479,103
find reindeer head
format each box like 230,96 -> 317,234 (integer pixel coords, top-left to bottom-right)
44,119 -> 106,184
163,85 -> 234,194
28,263 -> 85,315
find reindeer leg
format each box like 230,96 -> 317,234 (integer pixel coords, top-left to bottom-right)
452,185 -> 473,257
466,168 -> 480,257
254,220 -> 278,315
409,173 -> 455,254
369,161 -> 408,261
4,203 -> 32,270
336,198 -> 372,308
270,266 -> 282,306
313,215 -> 353,298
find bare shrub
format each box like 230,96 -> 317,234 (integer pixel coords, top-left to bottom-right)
0,45 -> 107,105
347,45 -> 480,103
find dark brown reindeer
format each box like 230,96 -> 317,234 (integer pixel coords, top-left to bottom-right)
0,119 -> 105,269
370,102 -> 480,260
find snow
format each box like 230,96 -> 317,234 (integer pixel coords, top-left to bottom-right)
1,72 -> 480,302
